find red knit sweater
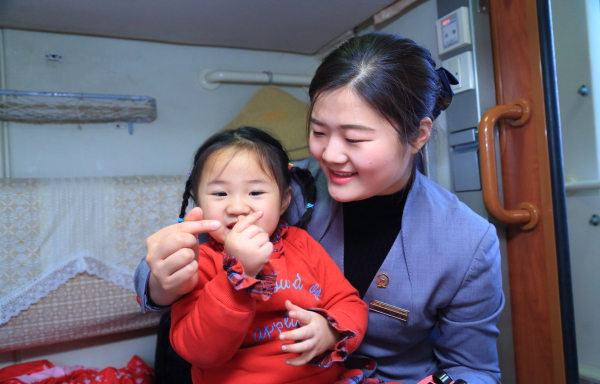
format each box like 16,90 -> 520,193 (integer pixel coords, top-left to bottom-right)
170,224 -> 368,384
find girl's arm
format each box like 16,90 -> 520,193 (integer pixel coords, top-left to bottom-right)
279,229 -> 369,366
169,244 -> 258,368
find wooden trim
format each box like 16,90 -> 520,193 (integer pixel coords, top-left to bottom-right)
489,0 -> 565,382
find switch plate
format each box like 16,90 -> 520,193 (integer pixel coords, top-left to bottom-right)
451,149 -> 481,192
442,51 -> 475,94
436,6 -> 472,55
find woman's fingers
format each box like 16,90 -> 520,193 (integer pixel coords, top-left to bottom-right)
146,213 -> 221,269
147,207 -> 220,250
164,258 -> 199,290
155,246 -> 197,276
152,232 -> 199,262
146,232 -> 199,289
144,207 -> 222,304
173,219 -> 222,239
184,206 -> 204,222
147,207 -> 200,247
181,207 -> 222,234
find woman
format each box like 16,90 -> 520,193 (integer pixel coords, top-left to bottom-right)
135,32 -> 504,383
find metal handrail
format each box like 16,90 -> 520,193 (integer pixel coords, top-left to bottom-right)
565,179 -> 600,192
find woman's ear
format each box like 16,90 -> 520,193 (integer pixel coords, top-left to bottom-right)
410,117 -> 432,155
280,186 -> 292,214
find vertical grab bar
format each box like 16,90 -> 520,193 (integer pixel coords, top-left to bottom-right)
478,98 -> 540,230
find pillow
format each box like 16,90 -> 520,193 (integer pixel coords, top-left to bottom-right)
221,86 -> 311,160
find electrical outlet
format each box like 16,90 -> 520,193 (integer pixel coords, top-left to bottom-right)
436,7 -> 472,55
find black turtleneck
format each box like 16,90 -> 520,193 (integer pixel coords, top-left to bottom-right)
343,187 -> 408,298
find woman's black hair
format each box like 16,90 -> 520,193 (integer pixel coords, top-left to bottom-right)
308,31 -> 455,172
178,126 -> 316,230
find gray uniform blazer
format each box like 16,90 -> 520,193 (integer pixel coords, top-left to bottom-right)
284,158 -> 504,383
135,158 -> 504,383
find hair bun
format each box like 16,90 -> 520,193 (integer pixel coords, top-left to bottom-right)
432,67 -> 459,119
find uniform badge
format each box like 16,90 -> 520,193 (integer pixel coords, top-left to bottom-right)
375,273 -> 390,288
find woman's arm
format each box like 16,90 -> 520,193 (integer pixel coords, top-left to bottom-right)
435,223 -> 504,383
134,258 -> 162,313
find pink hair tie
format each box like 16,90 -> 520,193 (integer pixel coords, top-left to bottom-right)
288,163 -> 294,170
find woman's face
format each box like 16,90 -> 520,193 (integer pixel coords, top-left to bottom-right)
308,87 -> 429,202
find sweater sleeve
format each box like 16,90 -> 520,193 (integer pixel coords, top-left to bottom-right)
134,258 -> 170,313
299,229 -> 369,357
434,223 -> 504,383
169,245 -> 258,368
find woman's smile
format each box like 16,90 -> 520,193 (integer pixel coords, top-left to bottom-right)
328,169 -> 358,184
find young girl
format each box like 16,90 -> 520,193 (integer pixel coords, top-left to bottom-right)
168,126 -> 369,384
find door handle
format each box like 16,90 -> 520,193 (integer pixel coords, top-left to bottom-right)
478,98 -> 539,230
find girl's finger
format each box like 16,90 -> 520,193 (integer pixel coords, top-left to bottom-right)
285,300 -> 313,326
285,299 -> 309,313
250,230 -> 271,245
232,211 -> 264,232
283,344 -> 315,366
240,224 -> 266,240
281,338 -> 314,355
279,326 -> 312,342
258,241 -> 274,255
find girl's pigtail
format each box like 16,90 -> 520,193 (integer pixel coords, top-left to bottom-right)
289,165 -> 317,230
178,177 -> 193,223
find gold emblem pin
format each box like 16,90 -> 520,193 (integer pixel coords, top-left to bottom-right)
375,273 -> 390,288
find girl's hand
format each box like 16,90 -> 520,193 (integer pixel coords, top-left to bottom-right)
146,207 -> 221,306
224,211 -> 273,278
279,300 -> 341,366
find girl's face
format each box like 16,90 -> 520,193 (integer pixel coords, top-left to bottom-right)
308,87 -> 430,202
197,148 -> 290,244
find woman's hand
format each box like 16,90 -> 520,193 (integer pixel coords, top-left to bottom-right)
146,207 -> 221,306
224,211 -> 273,278
279,300 -> 341,366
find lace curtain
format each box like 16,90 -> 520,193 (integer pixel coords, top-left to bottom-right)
0,175 -> 187,324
